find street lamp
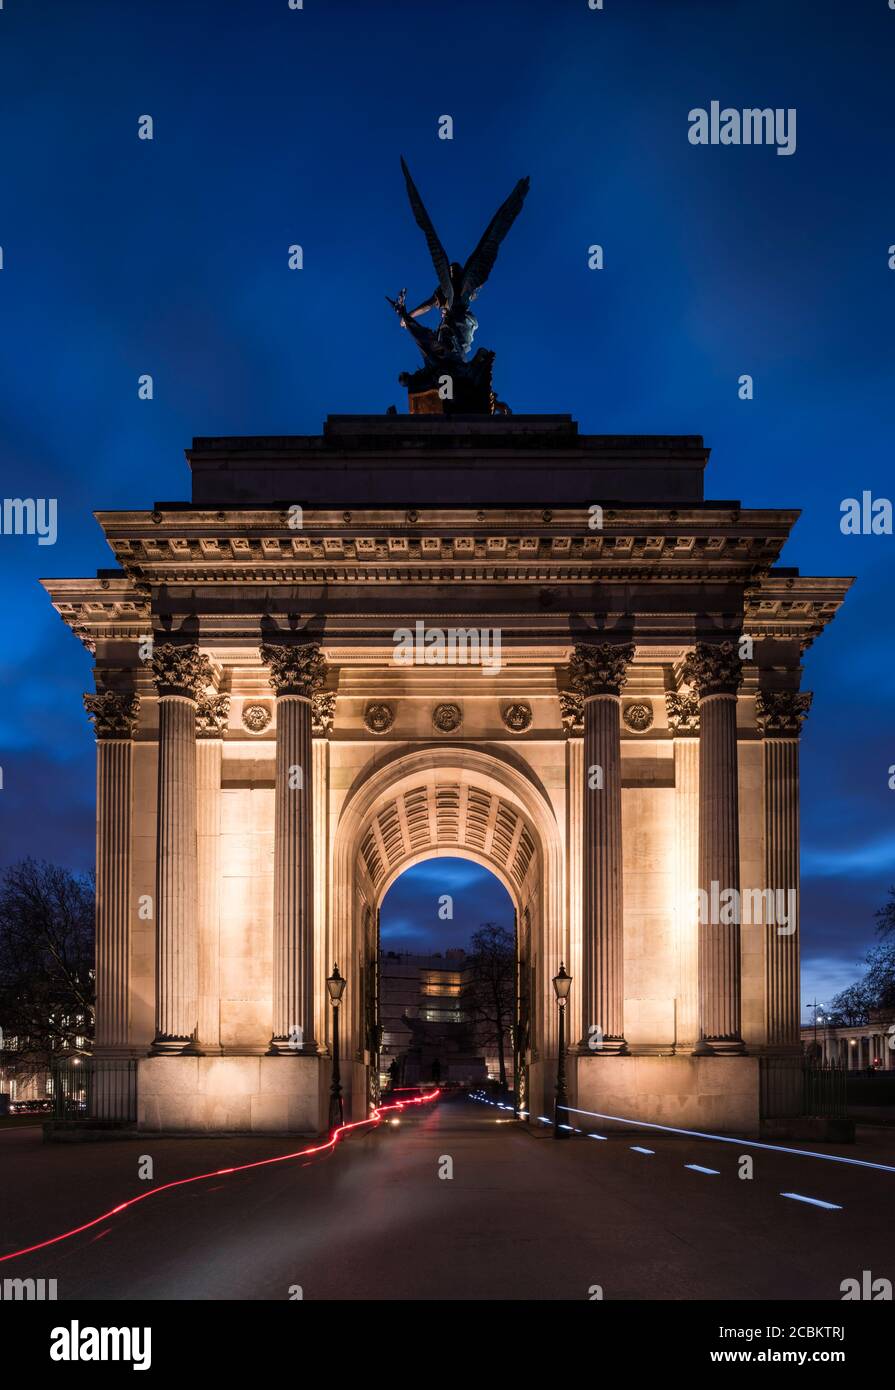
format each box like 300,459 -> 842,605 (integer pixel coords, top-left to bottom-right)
552,961 -> 572,1139
327,963 -> 347,1131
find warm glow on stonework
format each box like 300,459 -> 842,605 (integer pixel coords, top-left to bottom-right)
45,417 -> 849,1134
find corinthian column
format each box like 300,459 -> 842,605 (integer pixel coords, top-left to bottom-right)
756,690 -> 812,1049
569,641 -> 634,1053
667,688 -> 700,1051
311,692 -> 335,1051
150,642 -> 210,1054
260,641 -> 327,1054
682,641 -> 744,1053
196,690 -> 230,1054
84,690 -> 140,1053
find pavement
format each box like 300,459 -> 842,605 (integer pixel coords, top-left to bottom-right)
1,1094 -> 893,1300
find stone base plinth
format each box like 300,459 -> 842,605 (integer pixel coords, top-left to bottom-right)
575,1054 -> 761,1135
137,1055 -> 322,1133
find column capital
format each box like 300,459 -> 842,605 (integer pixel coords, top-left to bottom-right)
84,690 -> 140,739
666,689 -> 700,736
682,640 -> 743,698
559,690 -> 584,736
755,689 -> 813,737
260,640 -> 327,698
152,642 -> 212,700
311,691 -> 336,735
196,692 -> 230,738
568,641 -> 635,698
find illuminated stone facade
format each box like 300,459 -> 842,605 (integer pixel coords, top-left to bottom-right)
44,414 -> 851,1133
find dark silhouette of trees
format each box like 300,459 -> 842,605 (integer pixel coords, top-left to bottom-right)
0,859 -> 95,1083
825,887 -> 895,1024
465,922 -> 514,1090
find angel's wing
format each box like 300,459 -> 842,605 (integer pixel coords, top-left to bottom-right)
400,157 -> 454,307
460,175 -> 530,303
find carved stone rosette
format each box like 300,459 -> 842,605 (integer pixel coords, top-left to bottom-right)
502,701 -> 532,733
559,690 -> 583,735
623,700 -> 653,732
666,690 -> 700,736
84,690 -> 140,739
432,702 -> 462,733
151,642 -> 212,700
681,641 -> 743,698
568,642 -> 635,698
312,691 -> 337,736
755,690 -> 813,737
364,702 -> 394,735
260,642 -> 327,698
195,693 -> 230,738
242,703 -> 272,734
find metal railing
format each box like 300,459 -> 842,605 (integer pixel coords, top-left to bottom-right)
52,1058 -> 137,1124
802,1060 -> 847,1120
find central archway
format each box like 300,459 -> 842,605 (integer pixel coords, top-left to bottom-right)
329,745 -> 567,1121
379,856 -> 515,1091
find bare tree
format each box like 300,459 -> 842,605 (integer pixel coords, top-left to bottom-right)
465,922 -> 514,1090
826,887 -> 895,1025
824,982 -> 873,1028
0,859 -> 95,1084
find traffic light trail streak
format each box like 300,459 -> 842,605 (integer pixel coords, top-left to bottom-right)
0,1089 -> 441,1265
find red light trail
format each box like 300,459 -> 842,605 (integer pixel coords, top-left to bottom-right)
0,1088 -> 440,1266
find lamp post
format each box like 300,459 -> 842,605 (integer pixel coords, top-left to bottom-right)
552,961 -> 572,1139
327,963 -> 347,1131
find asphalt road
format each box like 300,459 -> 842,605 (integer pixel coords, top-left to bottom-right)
1,1095 -> 893,1300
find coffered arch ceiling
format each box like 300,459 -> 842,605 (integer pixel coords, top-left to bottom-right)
358,779 -> 537,902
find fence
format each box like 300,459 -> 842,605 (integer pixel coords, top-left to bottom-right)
52,1058 -> 137,1124
802,1060 -> 847,1120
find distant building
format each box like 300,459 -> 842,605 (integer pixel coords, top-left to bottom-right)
801,1010 -> 895,1069
380,949 -> 509,1086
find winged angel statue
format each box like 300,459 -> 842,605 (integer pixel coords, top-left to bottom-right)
387,157 -> 530,413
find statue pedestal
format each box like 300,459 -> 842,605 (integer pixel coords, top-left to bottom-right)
408,388 -> 447,415
400,347 -> 501,416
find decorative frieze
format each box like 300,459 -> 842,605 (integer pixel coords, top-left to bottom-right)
151,642 -> 212,700
433,702 -> 462,733
260,642 -> 327,698
502,701 -> 533,733
622,700 -> 653,732
312,692 -> 337,736
755,690 -> 813,737
84,690 -> 140,739
364,702 -> 394,735
681,640 -> 743,698
195,693 -> 230,738
666,690 -> 700,736
568,642 -> 635,698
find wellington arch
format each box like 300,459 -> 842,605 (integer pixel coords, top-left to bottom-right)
42,413 -> 852,1135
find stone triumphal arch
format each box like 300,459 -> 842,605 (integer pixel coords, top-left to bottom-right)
44,413 -> 851,1134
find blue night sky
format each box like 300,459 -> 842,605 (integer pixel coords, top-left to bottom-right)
380,859 -> 513,956
0,1 -> 893,1019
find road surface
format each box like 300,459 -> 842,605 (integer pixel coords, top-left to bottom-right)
1,1094 -> 892,1300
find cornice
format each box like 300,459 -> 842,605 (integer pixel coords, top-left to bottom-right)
98,517 -> 794,579
40,562 -> 853,656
